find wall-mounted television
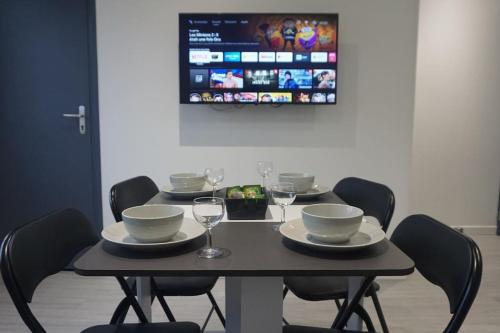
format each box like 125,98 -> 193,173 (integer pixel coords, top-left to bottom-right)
179,13 -> 338,105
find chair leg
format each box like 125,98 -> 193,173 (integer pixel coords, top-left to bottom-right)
201,306 -> 215,333
150,279 -> 176,322
334,299 -> 342,310
333,300 -> 376,332
371,292 -> 390,333
155,294 -> 176,322
115,277 -> 148,323
353,304 -> 376,332
331,299 -> 348,329
332,276 -> 376,329
207,291 -> 225,327
116,304 -> 130,324
110,297 -> 130,324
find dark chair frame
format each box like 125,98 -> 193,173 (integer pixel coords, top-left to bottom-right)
0,209 -> 100,332
284,214 -> 483,333
391,215 -> 483,333
108,176 -> 225,330
0,209 -> 201,333
2,232 -> 46,332
284,177 -> 395,332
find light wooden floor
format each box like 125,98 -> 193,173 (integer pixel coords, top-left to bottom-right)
1,234 -> 499,332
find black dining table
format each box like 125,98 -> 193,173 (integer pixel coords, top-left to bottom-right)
74,189 -> 414,333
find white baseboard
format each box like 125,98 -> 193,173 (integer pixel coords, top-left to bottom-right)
452,225 -> 497,235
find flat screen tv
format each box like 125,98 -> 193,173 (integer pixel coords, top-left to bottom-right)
179,13 -> 338,105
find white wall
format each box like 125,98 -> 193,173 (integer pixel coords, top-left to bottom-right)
410,0 -> 500,231
96,0 -> 419,227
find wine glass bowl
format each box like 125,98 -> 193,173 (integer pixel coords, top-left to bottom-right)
204,168 -> 224,197
257,161 -> 273,189
270,183 -> 296,230
192,197 -> 229,259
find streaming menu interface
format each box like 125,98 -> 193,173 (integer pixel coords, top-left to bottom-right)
179,13 -> 338,104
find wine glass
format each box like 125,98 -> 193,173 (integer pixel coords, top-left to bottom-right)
270,183 -> 296,231
257,161 -> 274,189
204,168 -> 224,197
192,197 -> 229,259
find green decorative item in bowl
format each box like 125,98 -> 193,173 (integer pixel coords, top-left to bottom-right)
226,185 -> 268,220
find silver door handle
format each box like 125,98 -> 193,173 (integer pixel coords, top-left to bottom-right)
63,105 -> 86,134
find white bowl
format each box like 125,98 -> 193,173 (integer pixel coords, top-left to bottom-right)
170,173 -> 206,191
302,204 -> 363,243
279,173 -> 315,193
122,204 -> 184,243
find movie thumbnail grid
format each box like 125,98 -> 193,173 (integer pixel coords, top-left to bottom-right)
189,91 -> 336,104
189,51 -> 337,65
189,68 -> 336,103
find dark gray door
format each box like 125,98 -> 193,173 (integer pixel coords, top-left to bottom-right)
0,0 -> 102,238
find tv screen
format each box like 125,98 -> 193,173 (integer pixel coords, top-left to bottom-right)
179,13 -> 338,105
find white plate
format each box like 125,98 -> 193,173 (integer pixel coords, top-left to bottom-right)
161,184 -> 223,199
101,218 -> 205,251
295,185 -> 330,199
279,218 -> 385,252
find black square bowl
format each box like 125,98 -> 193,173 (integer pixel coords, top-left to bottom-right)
225,195 -> 269,220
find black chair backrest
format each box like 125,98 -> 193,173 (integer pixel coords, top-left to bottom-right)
333,177 -> 395,231
391,215 -> 482,333
1,208 -> 99,333
109,176 -> 159,222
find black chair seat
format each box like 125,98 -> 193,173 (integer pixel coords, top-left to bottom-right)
82,322 -> 200,333
285,276 -> 379,301
284,325 -> 365,333
154,276 -> 219,296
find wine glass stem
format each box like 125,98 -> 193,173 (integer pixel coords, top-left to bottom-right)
212,185 -> 216,197
207,229 -> 213,249
281,206 -> 286,224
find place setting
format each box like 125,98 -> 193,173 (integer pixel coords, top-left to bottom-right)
279,203 -> 386,252
279,172 -> 331,200
101,197 -> 231,258
101,204 -> 203,251
256,160 -> 331,201
161,167 -> 225,199
259,176 -> 385,252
